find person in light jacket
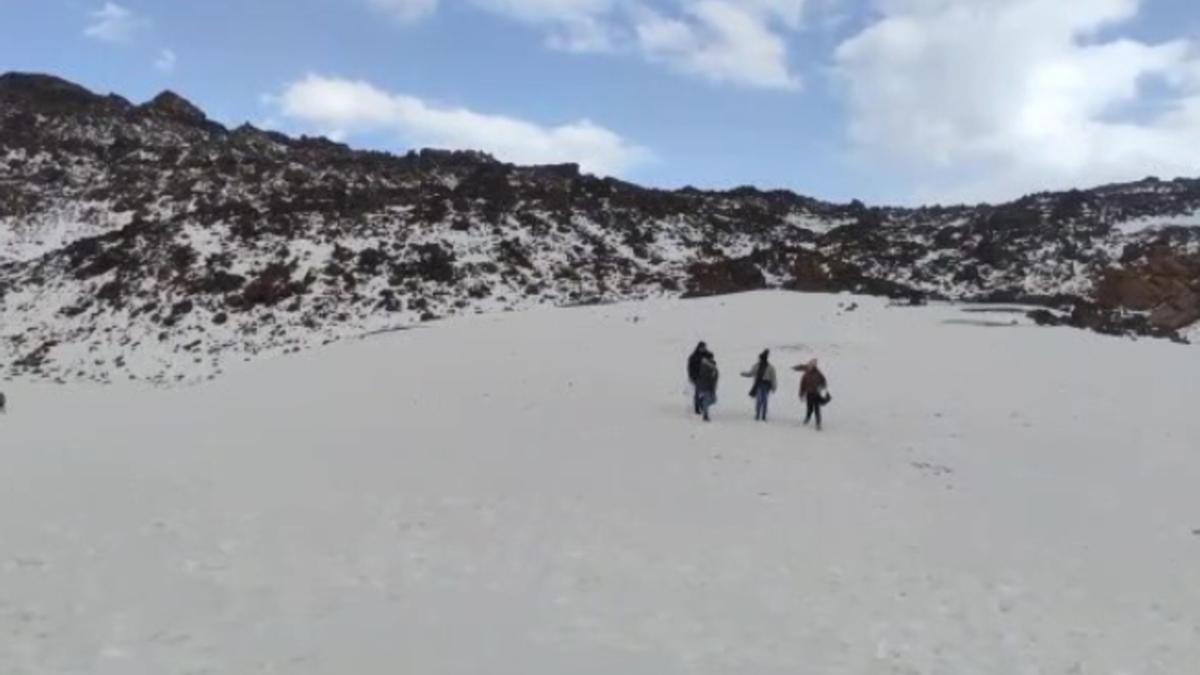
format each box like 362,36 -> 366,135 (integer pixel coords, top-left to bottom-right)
741,349 -> 777,422
793,359 -> 829,430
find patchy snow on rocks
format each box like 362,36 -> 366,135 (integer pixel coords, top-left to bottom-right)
3,73 -> 1200,386
1114,208 -> 1200,235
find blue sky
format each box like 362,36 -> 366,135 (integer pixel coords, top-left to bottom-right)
2,0 -> 1199,205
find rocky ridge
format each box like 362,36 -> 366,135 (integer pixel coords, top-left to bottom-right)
2,72 -> 1199,383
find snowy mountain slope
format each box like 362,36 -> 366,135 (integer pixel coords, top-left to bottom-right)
1,291 -> 1198,674
2,72 -> 1200,384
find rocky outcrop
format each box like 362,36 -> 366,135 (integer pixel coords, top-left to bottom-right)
138,91 -> 223,134
685,258 -> 766,297
1028,302 -> 1188,343
1097,240 -> 1200,330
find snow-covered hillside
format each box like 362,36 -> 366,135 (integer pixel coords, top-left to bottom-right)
3,73 -> 1200,385
3,291 -> 1198,674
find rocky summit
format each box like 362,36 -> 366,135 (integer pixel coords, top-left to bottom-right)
2,72 -> 1198,384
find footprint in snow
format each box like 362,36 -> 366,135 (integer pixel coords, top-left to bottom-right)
911,461 -> 953,477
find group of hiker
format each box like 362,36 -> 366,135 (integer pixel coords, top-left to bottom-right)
686,342 -> 830,428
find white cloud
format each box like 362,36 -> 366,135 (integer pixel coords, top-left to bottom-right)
476,0 -> 623,51
635,1 -> 800,90
366,0 -> 809,89
835,0 -> 1200,202
368,0 -> 440,22
743,0 -> 810,28
154,49 -> 177,73
275,75 -> 651,176
83,2 -> 143,43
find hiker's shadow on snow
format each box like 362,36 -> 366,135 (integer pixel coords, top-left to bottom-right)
656,401 -> 824,430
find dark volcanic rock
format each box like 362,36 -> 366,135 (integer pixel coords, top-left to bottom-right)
1030,300 -> 1188,343
0,72 -> 125,114
1096,244 -> 1200,330
140,91 -> 216,130
684,258 -> 766,297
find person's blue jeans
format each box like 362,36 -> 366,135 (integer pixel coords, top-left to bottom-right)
699,390 -> 716,421
755,387 -> 770,421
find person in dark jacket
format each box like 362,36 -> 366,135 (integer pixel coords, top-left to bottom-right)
687,342 -> 712,415
695,353 -> 719,422
793,359 -> 829,430
741,349 -> 777,422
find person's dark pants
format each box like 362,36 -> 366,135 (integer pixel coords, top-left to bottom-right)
804,393 -> 823,429
755,387 -> 770,421
692,383 -> 702,414
699,389 -> 716,421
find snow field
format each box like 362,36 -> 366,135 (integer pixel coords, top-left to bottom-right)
1,291 -> 1198,674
